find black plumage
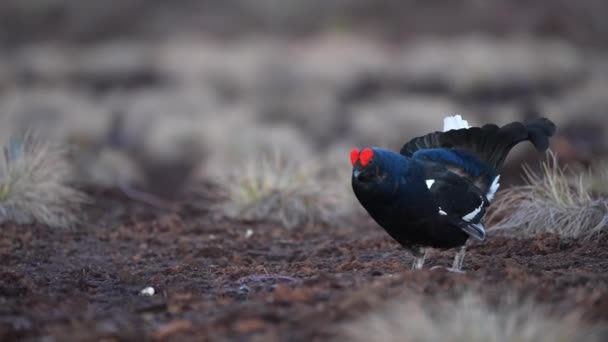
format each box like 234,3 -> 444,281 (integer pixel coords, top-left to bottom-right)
351,116 -> 556,271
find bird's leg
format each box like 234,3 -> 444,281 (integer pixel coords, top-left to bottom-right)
449,245 -> 467,273
411,248 -> 428,270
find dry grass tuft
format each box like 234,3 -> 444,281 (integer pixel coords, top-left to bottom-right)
220,151 -> 350,229
338,293 -> 604,342
488,152 -> 608,239
0,134 -> 88,228
586,160 -> 608,197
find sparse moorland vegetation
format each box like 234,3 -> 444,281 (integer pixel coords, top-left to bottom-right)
488,152 -> 608,239
0,133 -> 88,228
339,293 -> 604,342
219,151 -> 350,229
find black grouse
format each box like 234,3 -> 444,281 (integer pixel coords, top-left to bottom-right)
351,115 -> 556,271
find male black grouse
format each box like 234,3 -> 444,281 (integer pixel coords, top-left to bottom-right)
351,115 -> 556,271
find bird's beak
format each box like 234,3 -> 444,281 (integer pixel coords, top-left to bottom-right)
353,169 -> 361,179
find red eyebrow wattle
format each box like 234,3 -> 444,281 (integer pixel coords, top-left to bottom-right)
359,148 -> 374,167
350,148 -> 360,166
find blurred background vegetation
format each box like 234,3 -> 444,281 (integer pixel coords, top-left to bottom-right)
0,0 -> 607,197
1,0 -> 607,46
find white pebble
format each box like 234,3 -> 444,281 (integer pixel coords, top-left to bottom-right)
140,286 -> 155,296
245,229 -> 254,239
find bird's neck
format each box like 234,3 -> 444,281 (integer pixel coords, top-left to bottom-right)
362,158 -> 435,223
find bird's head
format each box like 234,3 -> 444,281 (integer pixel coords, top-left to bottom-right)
350,147 -> 403,199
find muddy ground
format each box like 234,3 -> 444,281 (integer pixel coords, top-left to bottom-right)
1,185 -> 607,341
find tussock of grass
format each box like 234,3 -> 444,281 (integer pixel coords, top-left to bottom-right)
586,161 -> 608,197
0,134 -> 88,228
339,293 -> 604,342
488,152 -> 608,239
220,151 -> 348,229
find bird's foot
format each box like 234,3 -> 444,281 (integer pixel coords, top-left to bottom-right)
411,256 -> 425,270
430,265 -> 466,274
410,248 -> 428,270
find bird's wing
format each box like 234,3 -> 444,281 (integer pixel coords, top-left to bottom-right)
412,148 -> 495,195
424,169 -> 490,241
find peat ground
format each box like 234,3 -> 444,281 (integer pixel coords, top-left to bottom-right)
1,185 -> 607,341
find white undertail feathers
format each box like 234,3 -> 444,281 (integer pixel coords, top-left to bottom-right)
443,115 -> 470,132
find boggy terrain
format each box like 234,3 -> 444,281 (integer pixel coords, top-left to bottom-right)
1,186 -> 607,341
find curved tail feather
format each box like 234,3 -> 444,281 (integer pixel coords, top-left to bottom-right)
401,117 -> 556,171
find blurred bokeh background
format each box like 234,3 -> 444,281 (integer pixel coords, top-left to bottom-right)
1,0 -> 607,195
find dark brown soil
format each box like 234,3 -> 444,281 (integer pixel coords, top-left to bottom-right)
1,186 -> 608,341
